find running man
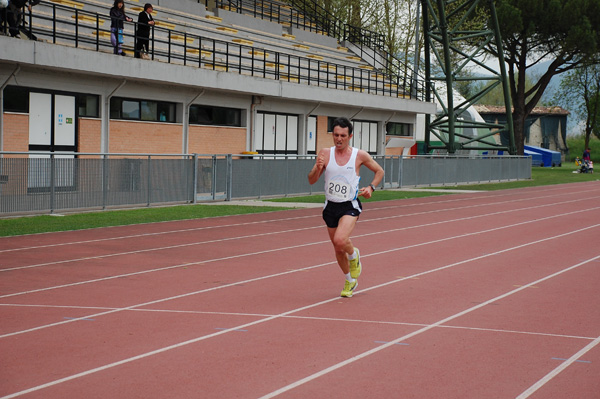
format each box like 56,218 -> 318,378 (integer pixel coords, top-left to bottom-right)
308,117 -> 384,297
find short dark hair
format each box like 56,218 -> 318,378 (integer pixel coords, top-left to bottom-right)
144,3 -> 152,11
331,117 -> 353,135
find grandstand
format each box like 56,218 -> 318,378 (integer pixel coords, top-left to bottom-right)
0,0 -> 435,157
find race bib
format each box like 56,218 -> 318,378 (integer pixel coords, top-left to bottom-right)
327,178 -> 352,201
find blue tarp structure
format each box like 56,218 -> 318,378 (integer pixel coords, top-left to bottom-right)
524,149 -> 544,167
524,146 -> 562,167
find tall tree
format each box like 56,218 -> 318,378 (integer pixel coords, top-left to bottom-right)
367,0 -> 420,78
553,62 -> 600,148
485,0 -> 600,154
349,0 -> 361,27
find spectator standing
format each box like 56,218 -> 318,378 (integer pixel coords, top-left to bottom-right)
110,0 -> 133,56
135,3 -> 154,59
583,147 -> 591,162
0,0 -> 7,36
6,0 -> 40,38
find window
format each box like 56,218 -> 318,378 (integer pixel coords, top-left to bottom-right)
3,86 -> 29,113
386,122 -> 411,137
327,116 -> 336,133
189,105 -> 242,126
327,117 -> 377,154
77,95 -> 99,117
122,100 -> 140,119
110,97 -> 176,122
307,115 -> 317,154
255,112 -> 298,155
352,120 -> 378,153
4,86 -> 99,117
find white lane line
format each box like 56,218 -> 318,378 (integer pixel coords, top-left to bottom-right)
1,195 -> 598,312
0,258 -> 334,338
2,305 -> 596,342
0,186 -> 587,255
3,250 -> 598,399
1,194 -> 596,276
0,295 -> 344,399
516,335 -> 600,398
0,224 -> 323,273
0,187 -> 503,252
0,213 -> 318,254
258,254 -> 600,399
1,202 -> 598,302
0,192 -> 591,276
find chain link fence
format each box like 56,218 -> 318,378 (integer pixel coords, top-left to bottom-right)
0,152 -> 531,215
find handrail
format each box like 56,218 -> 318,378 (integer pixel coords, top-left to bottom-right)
284,0 -> 426,81
215,0 -> 425,87
11,2 -> 426,101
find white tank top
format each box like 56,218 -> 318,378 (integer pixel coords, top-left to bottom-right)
324,146 -> 361,204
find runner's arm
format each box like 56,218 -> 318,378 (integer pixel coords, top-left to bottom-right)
357,150 -> 384,198
308,148 -> 328,185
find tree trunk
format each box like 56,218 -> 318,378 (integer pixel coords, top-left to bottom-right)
350,0 -> 361,27
512,107 -> 526,155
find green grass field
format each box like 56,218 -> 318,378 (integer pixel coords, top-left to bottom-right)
0,162 -> 597,238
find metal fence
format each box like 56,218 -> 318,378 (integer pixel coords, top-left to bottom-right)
0,152 -> 531,215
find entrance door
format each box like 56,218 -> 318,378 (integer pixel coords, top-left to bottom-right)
255,112 -> 299,156
307,116 -> 317,154
28,92 -> 77,191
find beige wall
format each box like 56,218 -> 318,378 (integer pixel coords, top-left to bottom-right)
109,120 -> 183,154
315,115 -> 331,151
3,113 -> 29,152
385,146 -> 405,156
189,125 -> 246,154
78,118 -> 102,155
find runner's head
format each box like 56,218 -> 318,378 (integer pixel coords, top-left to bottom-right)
331,117 -> 353,135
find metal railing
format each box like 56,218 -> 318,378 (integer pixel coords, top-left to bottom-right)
216,0 -> 411,77
9,3 -> 425,100
0,152 -> 531,215
282,0 -> 425,81
216,0 -> 386,51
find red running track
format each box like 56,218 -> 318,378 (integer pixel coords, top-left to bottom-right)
1,182 -> 599,398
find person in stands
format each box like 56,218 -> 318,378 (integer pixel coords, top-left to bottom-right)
6,0 -> 40,38
110,0 -> 133,56
135,3 -> 154,59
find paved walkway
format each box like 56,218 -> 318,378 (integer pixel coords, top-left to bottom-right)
203,188 -> 483,208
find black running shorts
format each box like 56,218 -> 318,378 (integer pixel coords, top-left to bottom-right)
322,200 -> 362,228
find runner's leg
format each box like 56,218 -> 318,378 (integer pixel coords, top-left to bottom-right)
327,214 -> 358,274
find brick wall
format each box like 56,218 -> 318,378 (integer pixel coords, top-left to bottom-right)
385,146 -> 404,156
78,118 -> 102,155
109,120 -> 183,154
316,115 -> 331,152
189,125 -> 246,154
2,113 -> 29,152
3,115 -> 250,155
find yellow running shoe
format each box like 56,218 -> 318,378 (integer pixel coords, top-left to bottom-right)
349,248 -> 361,279
340,279 -> 358,297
